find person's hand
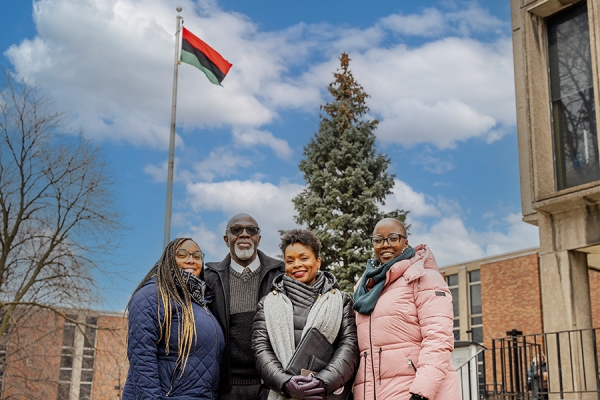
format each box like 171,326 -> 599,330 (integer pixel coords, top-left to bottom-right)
283,375 -> 325,399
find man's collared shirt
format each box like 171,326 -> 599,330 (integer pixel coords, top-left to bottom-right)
230,256 -> 260,274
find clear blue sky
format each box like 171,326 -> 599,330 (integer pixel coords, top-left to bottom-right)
1,0 -> 538,311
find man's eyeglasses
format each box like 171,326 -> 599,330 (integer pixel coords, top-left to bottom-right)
175,249 -> 204,263
227,226 -> 261,237
370,233 -> 406,247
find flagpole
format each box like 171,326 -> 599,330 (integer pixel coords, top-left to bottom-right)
164,8 -> 183,248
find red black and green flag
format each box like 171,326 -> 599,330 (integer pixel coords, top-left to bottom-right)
181,27 -> 232,86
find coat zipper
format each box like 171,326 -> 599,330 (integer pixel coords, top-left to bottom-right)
204,303 -> 220,398
368,314 -> 377,400
363,351 -> 368,400
378,347 -> 383,385
165,360 -> 179,397
408,357 -> 417,372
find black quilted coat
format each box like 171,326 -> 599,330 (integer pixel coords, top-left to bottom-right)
252,271 -> 359,399
122,277 -> 225,399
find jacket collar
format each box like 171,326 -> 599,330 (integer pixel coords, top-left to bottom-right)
208,250 -> 282,274
386,244 -> 439,285
272,270 -> 340,295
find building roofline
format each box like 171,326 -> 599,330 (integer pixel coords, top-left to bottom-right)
439,247 -> 539,270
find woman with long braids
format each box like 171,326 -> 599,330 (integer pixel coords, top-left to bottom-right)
122,238 -> 224,400
352,218 -> 460,400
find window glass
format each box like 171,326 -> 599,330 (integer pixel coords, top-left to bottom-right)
59,369 -> 72,381
548,2 -> 599,189
447,274 -> 458,286
80,370 -> 94,383
82,357 -> 94,369
60,355 -> 73,369
470,284 -> 482,315
57,383 -> 71,400
0,345 -> 6,395
450,287 -> 459,317
472,326 -> 483,343
469,270 -> 480,283
446,274 -> 460,340
62,325 -> 76,347
469,270 -> 483,343
79,383 -> 92,400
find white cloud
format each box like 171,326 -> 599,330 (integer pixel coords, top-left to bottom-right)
232,128 -> 293,159
143,156 -> 194,183
143,147 -> 254,183
185,180 -> 304,257
192,148 -> 253,182
6,0 -> 516,151
176,223 -> 224,262
383,179 -> 440,217
343,37 -> 515,149
379,8 -> 446,37
380,181 -> 540,266
5,0 -> 312,149
411,151 -> 454,174
379,4 -> 506,37
410,216 -> 486,264
407,214 -> 539,266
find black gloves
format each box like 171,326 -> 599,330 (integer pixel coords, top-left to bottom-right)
283,375 -> 325,400
410,394 -> 428,400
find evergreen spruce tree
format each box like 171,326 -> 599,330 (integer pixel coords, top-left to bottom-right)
293,53 -> 408,292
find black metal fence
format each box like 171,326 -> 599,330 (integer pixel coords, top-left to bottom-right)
455,328 -> 600,400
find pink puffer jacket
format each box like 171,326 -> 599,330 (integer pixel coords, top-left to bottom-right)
353,244 -> 460,400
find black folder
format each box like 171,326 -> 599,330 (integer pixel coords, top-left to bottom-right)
286,327 -> 335,376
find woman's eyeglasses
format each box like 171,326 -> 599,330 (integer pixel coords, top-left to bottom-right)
370,233 -> 406,247
175,249 -> 204,262
226,226 -> 261,236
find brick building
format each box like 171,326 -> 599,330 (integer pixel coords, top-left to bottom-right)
439,247 -> 600,349
440,247 -> 600,397
0,308 -> 127,400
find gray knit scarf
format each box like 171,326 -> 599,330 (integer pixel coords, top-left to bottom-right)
264,273 -> 343,400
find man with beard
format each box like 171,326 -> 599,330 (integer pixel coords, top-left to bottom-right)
205,213 -> 285,400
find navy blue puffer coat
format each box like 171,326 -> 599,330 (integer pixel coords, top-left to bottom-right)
122,277 -> 225,399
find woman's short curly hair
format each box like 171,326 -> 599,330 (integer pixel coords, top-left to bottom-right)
280,229 -> 322,259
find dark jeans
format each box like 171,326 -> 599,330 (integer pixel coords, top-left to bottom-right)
220,384 -> 262,400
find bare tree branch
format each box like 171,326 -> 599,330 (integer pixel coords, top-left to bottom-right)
0,70 -> 125,388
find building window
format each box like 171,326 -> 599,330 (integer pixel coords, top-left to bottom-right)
79,317 -> 97,400
469,270 -> 483,343
58,315 -> 77,400
548,1 -> 599,190
0,343 -> 7,396
446,274 -> 460,340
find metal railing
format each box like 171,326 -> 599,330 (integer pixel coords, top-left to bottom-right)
455,346 -> 487,400
484,328 -> 600,400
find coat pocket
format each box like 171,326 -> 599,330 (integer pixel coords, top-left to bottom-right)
377,344 -> 419,382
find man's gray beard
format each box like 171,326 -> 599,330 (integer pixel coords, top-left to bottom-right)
234,242 -> 255,261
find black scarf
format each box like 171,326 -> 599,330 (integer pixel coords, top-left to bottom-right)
177,270 -> 207,306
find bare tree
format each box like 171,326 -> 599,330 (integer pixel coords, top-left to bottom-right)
0,72 -> 123,338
